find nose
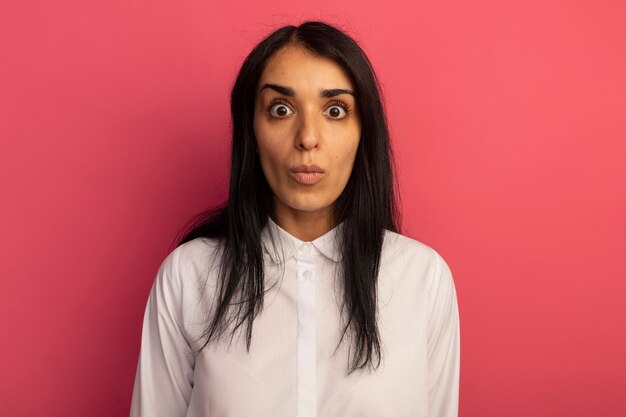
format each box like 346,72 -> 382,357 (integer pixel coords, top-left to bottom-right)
294,108 -> 320,151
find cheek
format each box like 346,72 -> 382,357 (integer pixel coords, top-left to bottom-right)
257,146 -> 279,178
329,143 -> 359,194
254,118 -> 291,160
258,136 -> 288,163
334,135 -> 360,168
254,124 -> 280,164
256,139 -> 289,187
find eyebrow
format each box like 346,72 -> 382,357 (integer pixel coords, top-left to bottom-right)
260,83 -> 355,98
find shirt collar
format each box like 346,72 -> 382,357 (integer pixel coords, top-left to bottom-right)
260,216 -> 343,263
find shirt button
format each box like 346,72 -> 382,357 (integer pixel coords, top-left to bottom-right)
300,244 -> 311,254
303,270 -> 312,279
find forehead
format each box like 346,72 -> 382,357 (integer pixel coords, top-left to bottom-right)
257,45 -> 354,93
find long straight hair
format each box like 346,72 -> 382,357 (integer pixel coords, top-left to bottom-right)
177,21 -> 401,374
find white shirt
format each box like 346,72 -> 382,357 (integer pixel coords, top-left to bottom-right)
130,218 -> 460,417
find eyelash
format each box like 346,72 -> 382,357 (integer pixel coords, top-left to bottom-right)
265,99 -> 352,119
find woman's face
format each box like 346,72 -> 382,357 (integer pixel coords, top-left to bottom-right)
253,45 -> 361,225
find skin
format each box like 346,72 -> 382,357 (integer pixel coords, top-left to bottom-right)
253,44 -> 361,241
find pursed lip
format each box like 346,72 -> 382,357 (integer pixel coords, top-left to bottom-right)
290,164 -> 325,173
289,164 -> 326,185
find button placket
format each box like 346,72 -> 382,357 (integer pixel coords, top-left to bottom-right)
296,244 -> 316,417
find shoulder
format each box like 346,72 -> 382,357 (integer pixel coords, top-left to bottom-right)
170,237 -> 220,264
382,229 -> 444,266
144,238 -> 221,346
156,237 -> 222,289
381,230 -> 454,290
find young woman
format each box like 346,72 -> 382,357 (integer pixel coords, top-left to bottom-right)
130,21 -> 460,417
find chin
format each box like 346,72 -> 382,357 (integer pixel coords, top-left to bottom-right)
280,195 -> 332,213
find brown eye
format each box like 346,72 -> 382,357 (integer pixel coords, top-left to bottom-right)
269,102 -> 293,118
324,104 -> 348,119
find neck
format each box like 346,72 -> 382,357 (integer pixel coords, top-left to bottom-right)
271,202 -> 335,242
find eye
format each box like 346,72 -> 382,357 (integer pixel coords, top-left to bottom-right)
267,100 -> 294,118
324,102 -> 350,120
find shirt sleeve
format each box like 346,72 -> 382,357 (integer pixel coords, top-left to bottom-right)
427,249 -> 460,417
129,247 -> 195,417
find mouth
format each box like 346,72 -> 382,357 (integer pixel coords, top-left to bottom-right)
289,164 -> 325,185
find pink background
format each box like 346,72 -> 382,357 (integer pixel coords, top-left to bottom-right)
1,1 -> 625,416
